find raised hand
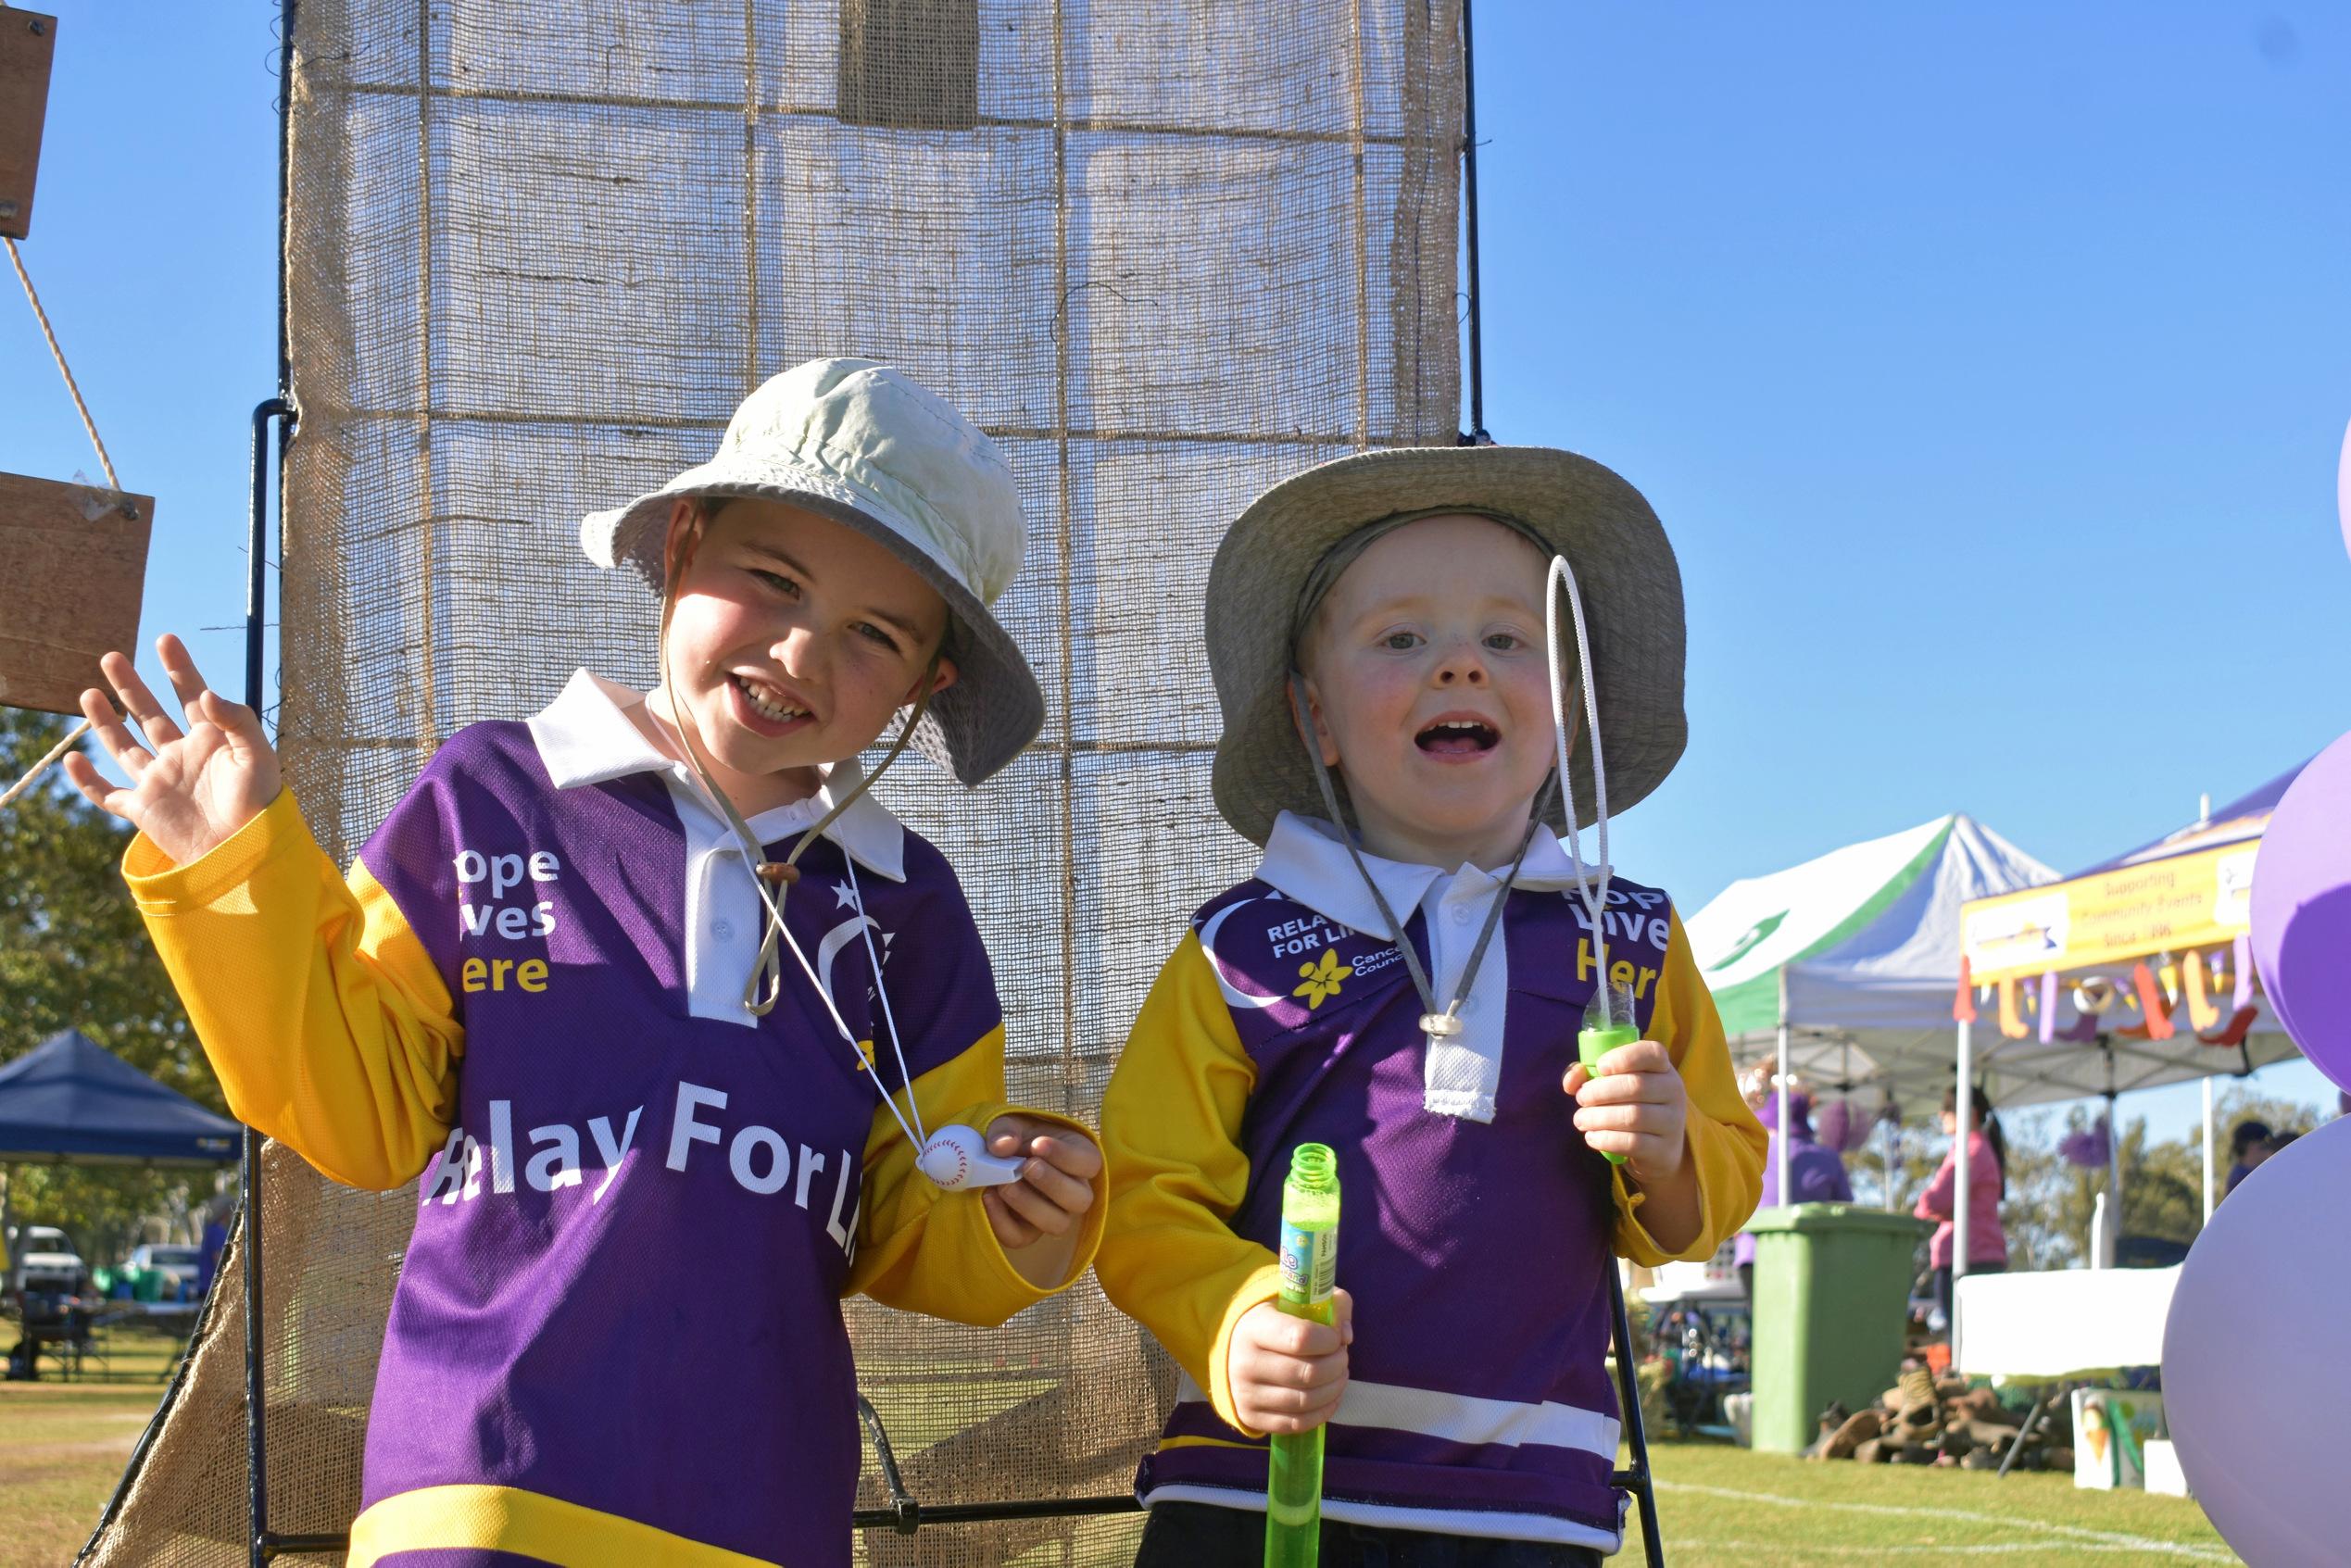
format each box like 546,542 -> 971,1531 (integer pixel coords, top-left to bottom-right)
62,635 -> 283,866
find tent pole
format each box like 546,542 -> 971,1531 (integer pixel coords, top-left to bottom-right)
2201,1074 -> 2215,1227
1882,1117 -> 1897,1211
1953,1013 -> 1971,1363
1775,969 -> 1791,1213
2102,1042 -> 2120,1269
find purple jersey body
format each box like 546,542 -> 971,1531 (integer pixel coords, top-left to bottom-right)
1137,871 -> 1678,1548
356,721 -> 1001,1566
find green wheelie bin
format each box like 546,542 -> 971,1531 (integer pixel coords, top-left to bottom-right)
1746,1204 -> 1931,1455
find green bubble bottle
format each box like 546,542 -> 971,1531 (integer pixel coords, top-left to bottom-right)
1578,979 -> 1639,1166
1264,1142 -> 1340,1568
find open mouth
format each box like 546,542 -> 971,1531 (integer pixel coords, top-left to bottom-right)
1415,717 -> 1500,757
730,673 -> 813,731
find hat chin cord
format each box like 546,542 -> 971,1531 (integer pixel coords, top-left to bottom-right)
655,514 -> 943,1160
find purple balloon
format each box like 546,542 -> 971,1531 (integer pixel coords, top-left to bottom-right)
2165,1120 -> 2351,1563
2340,417 -> 2351,564
2250,729 -> 2351,1096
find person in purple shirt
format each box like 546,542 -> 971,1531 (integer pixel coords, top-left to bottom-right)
1734,1086 -> 1854,1298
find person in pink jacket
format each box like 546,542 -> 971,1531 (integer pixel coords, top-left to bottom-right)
1915,1084 -> 2007,1328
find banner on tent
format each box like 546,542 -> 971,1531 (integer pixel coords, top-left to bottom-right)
1962,842 -> 2256,983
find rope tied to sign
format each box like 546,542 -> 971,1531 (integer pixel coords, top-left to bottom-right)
2,234 -> 126,809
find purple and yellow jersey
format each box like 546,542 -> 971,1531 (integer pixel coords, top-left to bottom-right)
123,671 -> 1103,1568
1097,811 -> 1764,1550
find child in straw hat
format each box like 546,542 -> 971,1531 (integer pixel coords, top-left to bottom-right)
1098,444 -> 1765,1562
69,359 -> 1104,1567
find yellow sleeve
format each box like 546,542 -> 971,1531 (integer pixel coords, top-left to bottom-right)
845,1022 -> 1107,1324
1095,933 -> 1283,1436
121,790 -> 464,1191
1610,910 -> 1767,1265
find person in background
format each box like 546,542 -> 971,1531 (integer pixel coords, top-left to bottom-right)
1915,1084 -> 2005,1331
1735,1083 -> 1854,1299
2224,1119 -> 2274,1195
195,1192 -> 232,1300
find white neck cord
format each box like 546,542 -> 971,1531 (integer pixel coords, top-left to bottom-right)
843,855 -> 929,1144
1546,554 -> 1618,1027
722,804 -> 931,1156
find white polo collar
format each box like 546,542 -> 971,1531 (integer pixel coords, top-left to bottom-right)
526,668 -> 907,882
1256,809 -> 1604,936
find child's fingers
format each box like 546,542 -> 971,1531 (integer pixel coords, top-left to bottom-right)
1579,1127 -> 1663,1162
106,648 -> 184,750
985,1113 -> 1050,1158
990,1176 -> 1071,1237
80,684 -> 153,777
197,690 -> 272,760
1574,1100 -> 1675,1138
1249,1308 -> 1345,1362
58,750 -> 123,815
155,634 -> 214,725
1576,1053 -> 1680,1106
1015,1154 -> 1094,1218
1594,1038 -> 1673,1079
1248,1361 -> 1349,1410
980,1190 -> 1041,1249
1025,1130 -> 1103,1183
1562,1062 -> 1591,1098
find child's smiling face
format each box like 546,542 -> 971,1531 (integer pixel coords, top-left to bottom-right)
1296,513 -> 1568,870
652,496 -> 956,810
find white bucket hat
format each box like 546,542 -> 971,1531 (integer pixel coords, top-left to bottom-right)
582,358 -> 1044,785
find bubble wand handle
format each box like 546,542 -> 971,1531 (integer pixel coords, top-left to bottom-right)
1265,1144 -> 1340,1568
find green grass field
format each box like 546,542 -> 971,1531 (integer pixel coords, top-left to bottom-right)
2,1340 -> 2238,1568
1623,1440 -> 2233,1566
0,1324 -> 186,1568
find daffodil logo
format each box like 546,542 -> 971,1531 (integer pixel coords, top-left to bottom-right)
853,1038 -> 877,1073
1291,949 -> 1353,1009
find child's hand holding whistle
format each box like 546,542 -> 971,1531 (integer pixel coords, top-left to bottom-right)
1565,985 -> 1691,1189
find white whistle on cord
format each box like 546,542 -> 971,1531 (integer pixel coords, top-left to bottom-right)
916,1123 -> 1028,1191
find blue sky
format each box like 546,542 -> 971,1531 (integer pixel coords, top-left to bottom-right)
6,3 -> 2344,1143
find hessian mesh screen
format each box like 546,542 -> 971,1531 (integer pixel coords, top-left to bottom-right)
81,2 -> 1464,1562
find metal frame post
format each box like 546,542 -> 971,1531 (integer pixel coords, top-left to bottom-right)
242,4 -> 298,1562
2201,1074 -> 2215,1226
1458,0 -> 1487,444
1774,970 -> 1792,1211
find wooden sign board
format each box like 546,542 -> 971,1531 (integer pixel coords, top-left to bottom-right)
0,470 -> 154,716
0,7 -> 57,240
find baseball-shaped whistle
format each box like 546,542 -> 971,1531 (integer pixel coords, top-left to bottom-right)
915,1123 -> 1027,1191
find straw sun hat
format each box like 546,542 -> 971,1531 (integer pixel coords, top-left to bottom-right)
1205,443 -> 1689,847
581,358 -> 1044,786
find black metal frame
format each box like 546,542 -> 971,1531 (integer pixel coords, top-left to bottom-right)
1456,2 -> 1666,1557
224,0 -> 1669,1561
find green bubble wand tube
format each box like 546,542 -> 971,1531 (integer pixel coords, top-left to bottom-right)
1264,1143 -> 1339,1568
1578,982 -> 1637,1167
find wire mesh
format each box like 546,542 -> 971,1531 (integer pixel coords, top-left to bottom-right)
82,2 -> 1461,1563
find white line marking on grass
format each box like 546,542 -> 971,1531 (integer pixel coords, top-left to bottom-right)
1680,1544 -> 2213,1559
1654,1480 -> 2235,1563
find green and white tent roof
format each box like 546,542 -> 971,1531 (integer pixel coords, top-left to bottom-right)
1690,815 -> 2058,1105
1693,810 -> 2304,1111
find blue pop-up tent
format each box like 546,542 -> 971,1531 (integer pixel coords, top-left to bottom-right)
0,1031 -> 238,1167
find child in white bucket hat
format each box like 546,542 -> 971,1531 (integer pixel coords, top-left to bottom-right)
1097,443 -> 1765,1562
70,358 -> 1105,1568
